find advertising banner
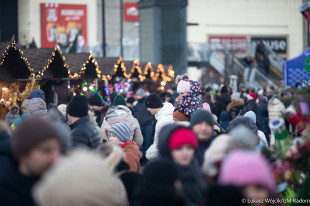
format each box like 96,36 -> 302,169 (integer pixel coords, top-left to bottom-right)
251,37 -> 287,54
41,3 -> 87,48
124,3 -> 139,22
209,36 -> 247,52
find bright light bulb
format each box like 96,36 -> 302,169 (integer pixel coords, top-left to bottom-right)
161,81 -> 166,86
83,87 -> 87,92
89,85 -> 93,90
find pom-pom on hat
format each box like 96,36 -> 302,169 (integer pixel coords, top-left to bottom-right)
247,93 -> 257,101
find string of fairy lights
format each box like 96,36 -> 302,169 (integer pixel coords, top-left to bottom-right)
0,42 -> 175,96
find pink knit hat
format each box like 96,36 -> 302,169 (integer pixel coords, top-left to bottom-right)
177,80 -> 191,94
218,150 -> 276,194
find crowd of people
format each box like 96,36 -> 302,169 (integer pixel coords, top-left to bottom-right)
0,73 -> 309,206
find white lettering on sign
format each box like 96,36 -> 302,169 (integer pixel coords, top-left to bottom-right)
126,7 -> 139,16
61,9 -> 84,16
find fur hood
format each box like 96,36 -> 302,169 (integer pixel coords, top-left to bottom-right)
226,99 -> 244,112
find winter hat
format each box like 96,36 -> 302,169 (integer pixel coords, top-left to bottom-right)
87,92 -> 103,107
212,83 -> 219,91
145,93 -> 163,109
220,86 -> 228,94
226,125 -> 260,152
110,123 -> 132,142
177,80 -> 191,94
190,110 -> 214,127
135,88 -> 145,97
173,110 -> 190,122
29,89 -> 45,100
158,124 -> 184,156
33,150 -> 126,206
247,92 -> 257,101
226,116 -> 257,134
231,92 -> 240,101
21,99 -> 30,114
143,158 -> 180,185
126,97 -> 135,105
258,89 -> 264,96
67,96 -> 89,118
219,150 -> 276,194
169,128 -> 198,151
239,83 -> 246,91
112,95 -> 127,107
244,111 -> 256,124
203,102 -> 211,113
11,117 -> 61,158
57,104 -> 67,117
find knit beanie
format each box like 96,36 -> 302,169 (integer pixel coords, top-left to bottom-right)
110,123 -> 131,142
87,92 -> 103,107
173,110 -> 190,122
244,111 -> 256,124
112,95 -> 127,107
226,116 -> 257,134
67,96 -> 89,117
190,110 -> 214,127
231,92 -> 240,101
29,89 -> 45,100
145,93 -> 163,109
177,80 -> 191,94
11,117 -> 61,158
219,150 -> 276,194
220,86 -> 228,94
247,92 -> 257,101
143,158 -> 180,185
135,88 -> 145,97
169,128 -> 198,151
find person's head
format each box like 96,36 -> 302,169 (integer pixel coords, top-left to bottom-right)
190,110 -> 214,141
66,96 -> 89,124
231,92 -> 240,102
134,88 -> 145,100
219,150 -> 276,201
87,92 -> 103,111
10,105 -> 19,114
239,83 -> 247,93
220,85 -> 228,94
112,94 -> 127,107
11,117 -> 61,176
247,93 -> 257,101
145,93 -> 163,115
109,123 -> 131,144
244,111 -> 256,124
126,97 -> 135,108
177,80 -> 191,96
169,128 -> 198,165
164,92 -> 172,102
30,89 -> 45,100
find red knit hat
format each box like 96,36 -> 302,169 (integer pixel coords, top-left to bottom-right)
247,93 -> 257,101
169,128 -> 198,151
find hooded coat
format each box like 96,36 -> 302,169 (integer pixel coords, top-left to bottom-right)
177,80 -> 203,117
158,124 -> 207,205
214,93 -> 231,121
146,102 -> 174,160
226,99 -> 244,120
28,98 -> 48,118
101,105 -> 143,146
134,97 -> 154,127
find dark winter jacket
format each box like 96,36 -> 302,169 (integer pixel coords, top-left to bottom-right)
69,116 -> 100,148
226,99 -> 244,120
219,111 -> 230,131
257,97 -> 270,136
0,132 -> 11,156
0,155 -> 39,206
243,99 -> 258,116
178,80 -> 203,117
134,98 -> 154,127
158,124 -> 207,205
195,136 -> 216,167
214,93 -> 231,121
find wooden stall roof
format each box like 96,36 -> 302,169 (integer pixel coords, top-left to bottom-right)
63,53 -> 90,74
22,48 -> 55,74
96,57 -> 119,76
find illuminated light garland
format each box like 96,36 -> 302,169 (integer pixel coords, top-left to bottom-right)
128,59 -> 144,81
0,41 -> 33,74
143,62 -> 156,81
35,46 -> 69,79
155,64 -> 171,82
167,65 -> 175,79
111,56 -> 130,80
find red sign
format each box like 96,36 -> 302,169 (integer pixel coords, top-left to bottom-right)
41,3 -> 87,48
124,3 -> 139,22
209,36 -> 247,52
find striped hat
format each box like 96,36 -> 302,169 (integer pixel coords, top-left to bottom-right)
110,123 -> 131,142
